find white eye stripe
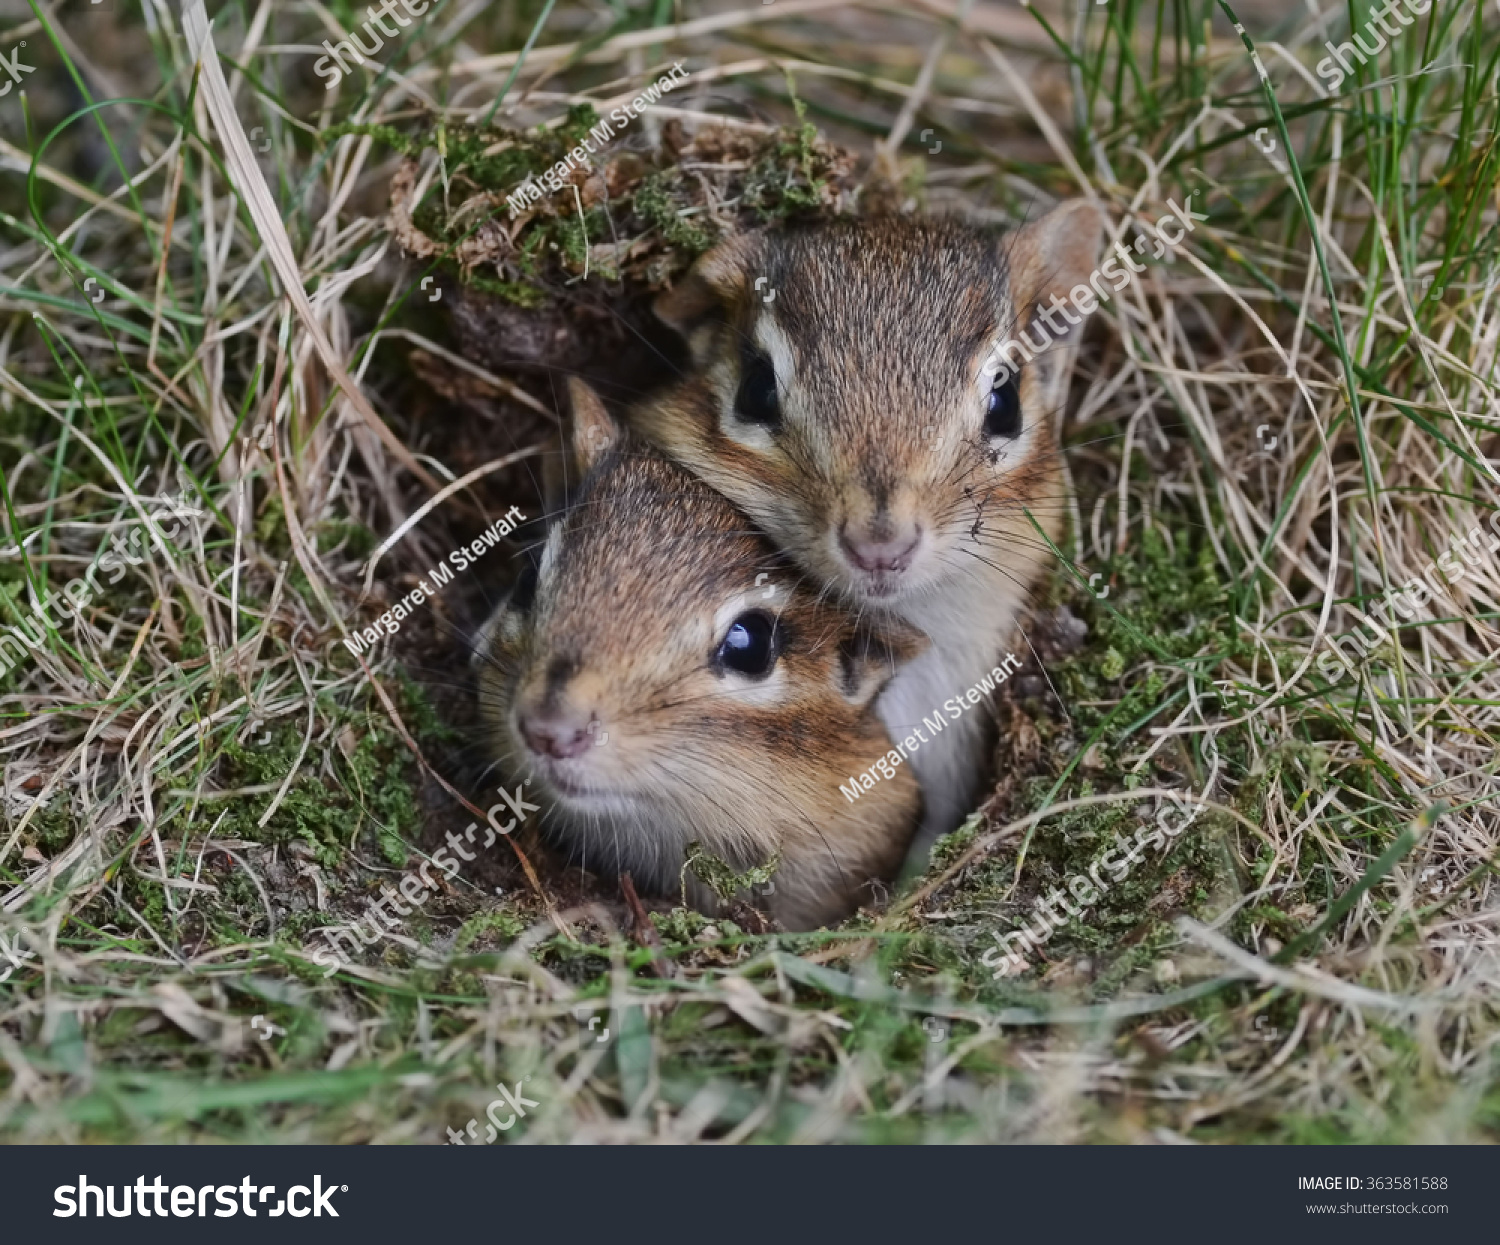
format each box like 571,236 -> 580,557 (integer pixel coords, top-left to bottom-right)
715,315 -> 798,450
716,373 -> 775,450
536,526 -> 564,583
755,316 -> 798,398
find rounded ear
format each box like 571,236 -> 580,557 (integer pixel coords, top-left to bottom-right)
999,199 -> 1106,409
653,232 -> 761,366
1004,198 -> 1107,312
836,616 -> 929,708
566,377 -> 620,474
544,379 -> 621,518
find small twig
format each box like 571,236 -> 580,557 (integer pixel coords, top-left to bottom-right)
619,872 -> 673,978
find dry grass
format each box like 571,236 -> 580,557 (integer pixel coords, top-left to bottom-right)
0,0 -> 1497,1143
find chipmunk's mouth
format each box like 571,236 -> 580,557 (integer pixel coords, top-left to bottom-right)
839,560 -> 931,605
516,744 -> 643,815
854,573 -> 906,600
508,701 -> 625,802
533,764 -> 594,799
522,753 -> 608,801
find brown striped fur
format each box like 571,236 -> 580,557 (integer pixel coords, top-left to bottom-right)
475,381 -> 925,929
639,202 -> 1105,847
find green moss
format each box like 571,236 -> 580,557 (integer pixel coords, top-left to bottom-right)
26,793 -> 75,854
555,103 -> 601,151
632,170 -> 715,254
321,122 -> 419,157
254,494 -> 289,554
683,840 -> 780,903
314,519 -> 377,559
393,673 -> 461,750
134,692 -> 425,873
936,505 -> 1255,994
460,271 -> 547,308
452,907 -> 527,954
320,113 -> 588,197
926,814 -> 982,873
556,207 -> 613,272
649,906 -> 718,946
741,89 -> 825,219
178,598 -> 208,661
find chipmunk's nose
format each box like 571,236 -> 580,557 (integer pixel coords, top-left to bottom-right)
840,521 -> 921,574
519,706 -> 597,759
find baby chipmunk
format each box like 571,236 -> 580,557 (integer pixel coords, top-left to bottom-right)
638,200 -> 1107,846
474,379 -> 926,930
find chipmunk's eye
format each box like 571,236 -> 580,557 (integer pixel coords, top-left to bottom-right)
509,558 -> 540,613
984,374 -> 1023,439
715,611 -> 780,678
734,350 -> 780,428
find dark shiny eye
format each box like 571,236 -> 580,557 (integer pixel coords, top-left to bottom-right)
734,350 -> 780,428
985,374 -> 1023,439
510,558 -> 539,612
715,611 -> 779,677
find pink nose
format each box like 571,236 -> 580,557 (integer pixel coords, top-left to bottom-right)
520,710 -> 596,760
840,523 -> 920,573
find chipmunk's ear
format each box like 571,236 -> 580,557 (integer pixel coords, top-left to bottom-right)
1005,198 -> 1106,309
1000,198 -> 1106,406
566,377 -> 619,473
654,232 -> 761,366
545,379 -> 620,514
836,616 -> 929,709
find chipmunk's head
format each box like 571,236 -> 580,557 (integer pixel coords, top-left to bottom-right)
475,380 -> 925,868
641,201 -> 1105,608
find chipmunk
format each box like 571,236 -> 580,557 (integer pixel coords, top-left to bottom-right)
637,200 -> 1106,847
473,378 -> 926,930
